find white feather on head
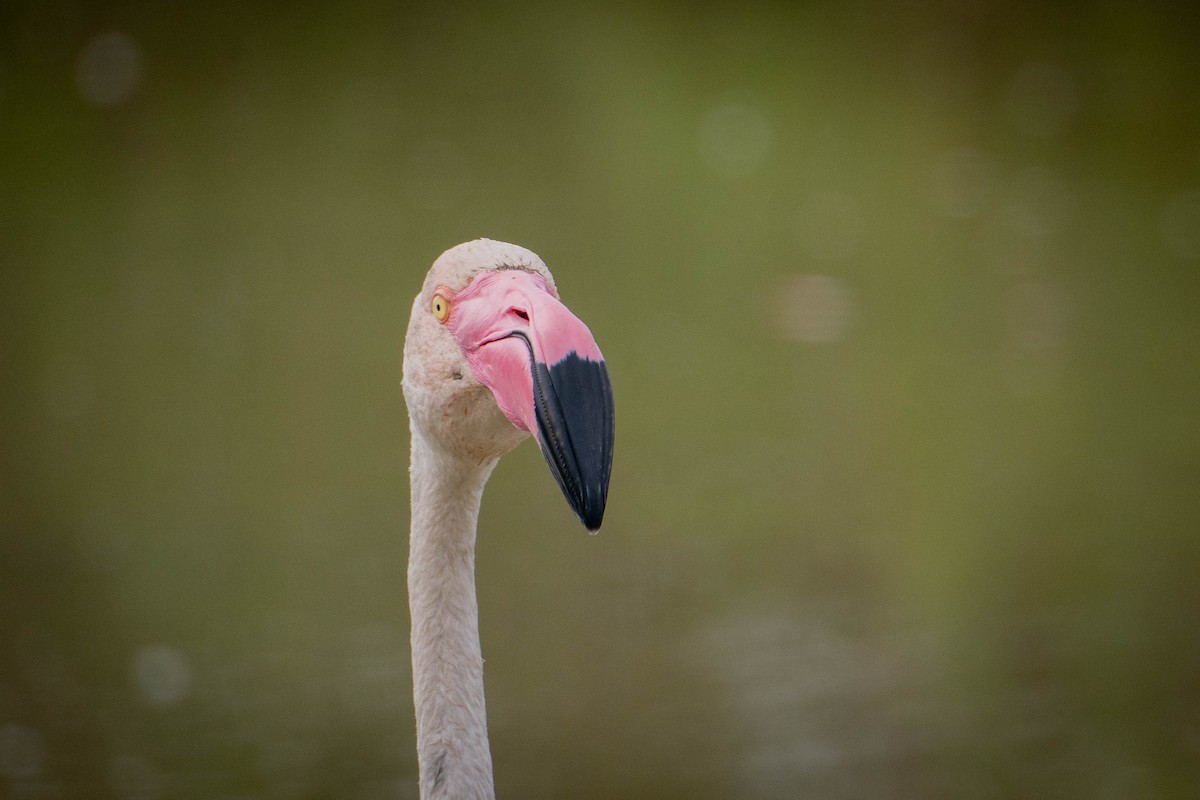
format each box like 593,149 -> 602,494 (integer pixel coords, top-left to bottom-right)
402,239 -> 554,463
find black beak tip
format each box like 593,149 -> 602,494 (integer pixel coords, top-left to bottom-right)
556,467 -> 608,532
579,499 -> 606,532
529,353 -> 614,535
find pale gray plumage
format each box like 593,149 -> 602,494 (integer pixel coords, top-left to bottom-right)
402,240 -> 556,800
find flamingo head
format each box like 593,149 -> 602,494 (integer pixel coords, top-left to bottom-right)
402,239 -> 614,531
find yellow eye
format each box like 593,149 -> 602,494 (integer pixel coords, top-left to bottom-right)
431,293 -> 450,323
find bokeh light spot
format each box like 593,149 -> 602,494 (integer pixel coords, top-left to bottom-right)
133,645 -> 192,708
976,166 -> 1077,277
772,274 -> 855,343
698,101 -> 773,179
75,32 -> 142,107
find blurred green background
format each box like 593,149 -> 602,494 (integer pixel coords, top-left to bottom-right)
3,2 -> 1200,798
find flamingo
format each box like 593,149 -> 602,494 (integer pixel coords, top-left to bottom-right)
401,239 -> 615,799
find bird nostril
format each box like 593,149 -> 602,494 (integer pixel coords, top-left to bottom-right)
510,308 -> 529,322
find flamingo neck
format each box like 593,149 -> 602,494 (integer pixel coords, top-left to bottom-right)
407,427 -> 498,800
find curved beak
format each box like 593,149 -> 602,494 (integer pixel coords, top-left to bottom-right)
448,271 -> 614,530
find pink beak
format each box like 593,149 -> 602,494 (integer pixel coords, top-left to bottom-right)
447,270 -> 614,530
